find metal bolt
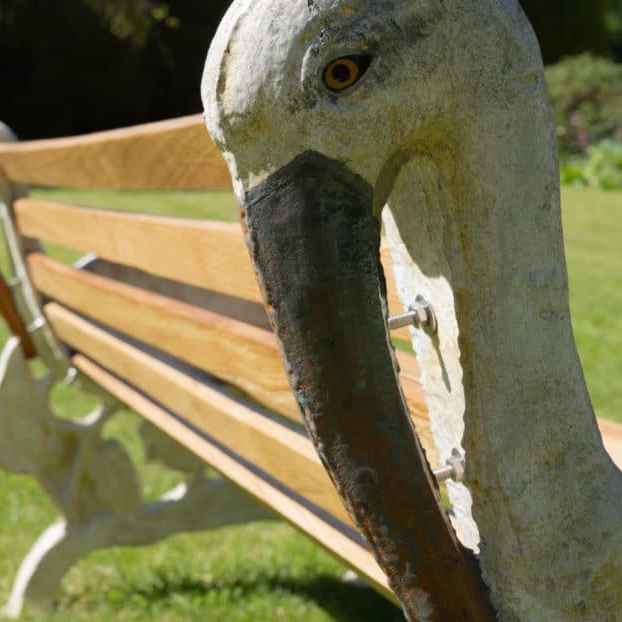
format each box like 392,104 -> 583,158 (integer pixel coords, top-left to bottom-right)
388,295 -> 437,334
433,451 -> 466,483
64,366 -> 78,386
26,316 -> 46,334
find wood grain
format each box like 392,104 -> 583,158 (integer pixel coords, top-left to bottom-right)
0,115 -> 230,190
72,353 -> 394,600
46,302 -> 349,524
15,198 -> 413,341
15,200 -> 262,305
597,418 -> 622,470
28,253 -> 436,464
28,253 -> 298,420
381,243 -> 413,342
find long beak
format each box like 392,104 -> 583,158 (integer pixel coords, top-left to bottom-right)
240,150 -> 494,621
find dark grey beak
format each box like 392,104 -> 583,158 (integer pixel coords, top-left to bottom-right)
241,151 -> 494,621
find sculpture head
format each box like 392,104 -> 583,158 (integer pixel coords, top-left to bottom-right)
201,1 -> 602,620
203,0 -> 545,203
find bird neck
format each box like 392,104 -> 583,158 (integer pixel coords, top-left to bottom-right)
448,85 -> 604,469
385,75 -> 622,619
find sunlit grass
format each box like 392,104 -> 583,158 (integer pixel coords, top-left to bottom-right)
562,187 -> 622,423
31,188 -> 238,220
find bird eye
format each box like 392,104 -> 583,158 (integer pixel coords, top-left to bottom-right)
322,54 -> 373,93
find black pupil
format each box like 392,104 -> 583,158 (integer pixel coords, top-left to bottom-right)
332,62 -> 353,84
323,54 -> 372,92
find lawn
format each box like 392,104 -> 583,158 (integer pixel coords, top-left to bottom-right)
561,187 -> 622,423
0,185 -> 620,620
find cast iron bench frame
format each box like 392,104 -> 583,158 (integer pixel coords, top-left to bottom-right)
0,115 -> 440,616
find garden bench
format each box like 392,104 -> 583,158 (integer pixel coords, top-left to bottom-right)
0,115 -> 441,616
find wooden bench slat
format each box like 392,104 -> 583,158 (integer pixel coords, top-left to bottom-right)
45,302 -> 351,526
15,200 -> 262,304
15,198 -> 413,341
0,116 -> 230,190
28,253 -> 299,421
380,244 -> 414,342
71,353 -> 393,600
28,253 -> 437,464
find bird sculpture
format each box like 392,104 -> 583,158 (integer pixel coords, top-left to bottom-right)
202,1 -> 622,620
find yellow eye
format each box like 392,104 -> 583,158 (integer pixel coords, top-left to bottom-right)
323,55 -> 372,93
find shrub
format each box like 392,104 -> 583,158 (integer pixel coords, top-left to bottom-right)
561,139 -> 622,190
520,0 -> 608,63
545,54 -> 622,190
545,54 -> 622,156
607,0 -> 622,59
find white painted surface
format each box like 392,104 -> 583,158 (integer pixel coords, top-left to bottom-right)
203,0 -> 622,618
0,337 -> 273,616
383,191 -> 480,553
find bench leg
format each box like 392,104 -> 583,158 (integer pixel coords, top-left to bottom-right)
3,478 -> 275,617
0,337 -> 275,617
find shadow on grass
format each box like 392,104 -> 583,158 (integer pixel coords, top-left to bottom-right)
120,570 -> 403,621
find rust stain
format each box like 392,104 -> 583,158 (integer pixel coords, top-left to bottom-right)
241,151 -> 496,621
0,272 -> 36,358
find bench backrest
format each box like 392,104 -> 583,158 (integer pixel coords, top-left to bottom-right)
0,115 -> 436,600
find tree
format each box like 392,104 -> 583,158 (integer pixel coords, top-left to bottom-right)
0,0 -> 230,138
606,0 -> 622,58
520,0 -> 608,62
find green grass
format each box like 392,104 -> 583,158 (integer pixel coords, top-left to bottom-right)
0,185 -> 620,620
32,188 -> 239,221
562,187 -> 622,423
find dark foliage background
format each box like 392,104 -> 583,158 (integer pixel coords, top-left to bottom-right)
0,0 -> 619,139
0,1 -> 230,138
521,0 -> 609,62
